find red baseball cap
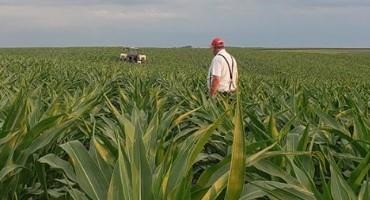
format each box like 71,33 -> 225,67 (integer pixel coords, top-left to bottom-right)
210,37 -> 225,48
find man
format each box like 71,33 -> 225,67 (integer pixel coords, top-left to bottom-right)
207,37 -> 238,97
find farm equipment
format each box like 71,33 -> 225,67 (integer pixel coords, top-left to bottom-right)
119,47 -> 146,64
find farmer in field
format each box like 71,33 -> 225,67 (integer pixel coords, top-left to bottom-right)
208,37 -> 238,97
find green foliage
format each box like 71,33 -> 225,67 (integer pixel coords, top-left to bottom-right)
0,47 -> 370,199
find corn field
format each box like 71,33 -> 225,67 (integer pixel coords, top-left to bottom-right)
0,47 -> 370,200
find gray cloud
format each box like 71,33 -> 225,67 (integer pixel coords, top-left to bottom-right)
0,0 -> 369,47
259,0 -> 370,8
0,0 -> 173,6
296,0 -> 370,8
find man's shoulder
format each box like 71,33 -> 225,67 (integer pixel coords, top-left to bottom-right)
217,49 -> 228,56
219,50 -> 235,60
212,54 -> 224,63
218,50 -> 236,61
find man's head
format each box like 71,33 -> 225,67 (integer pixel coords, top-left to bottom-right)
210,37 -> 225,55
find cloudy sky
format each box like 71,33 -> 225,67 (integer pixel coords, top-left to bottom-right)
0,0 -> 369,47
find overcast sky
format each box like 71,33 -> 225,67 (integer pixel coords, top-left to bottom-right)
0,0 -> 370,47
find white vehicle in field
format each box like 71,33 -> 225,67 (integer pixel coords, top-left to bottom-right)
119,47 -> 147,64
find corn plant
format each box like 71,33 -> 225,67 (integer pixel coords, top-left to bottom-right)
0,47 -> 370,199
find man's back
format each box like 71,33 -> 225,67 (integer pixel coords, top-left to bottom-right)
208,49 -> 238,93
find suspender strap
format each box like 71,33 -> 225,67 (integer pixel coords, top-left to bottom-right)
217,54 -> 233,80
217,54 -> 234,91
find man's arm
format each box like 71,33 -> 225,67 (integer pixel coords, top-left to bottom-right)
209,56 -> 222,96
210,75 -> 221,96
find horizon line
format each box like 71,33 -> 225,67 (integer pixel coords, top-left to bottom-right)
1,45 -> 370,49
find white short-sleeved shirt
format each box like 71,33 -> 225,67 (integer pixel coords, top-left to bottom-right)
207,49 -> 238,92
